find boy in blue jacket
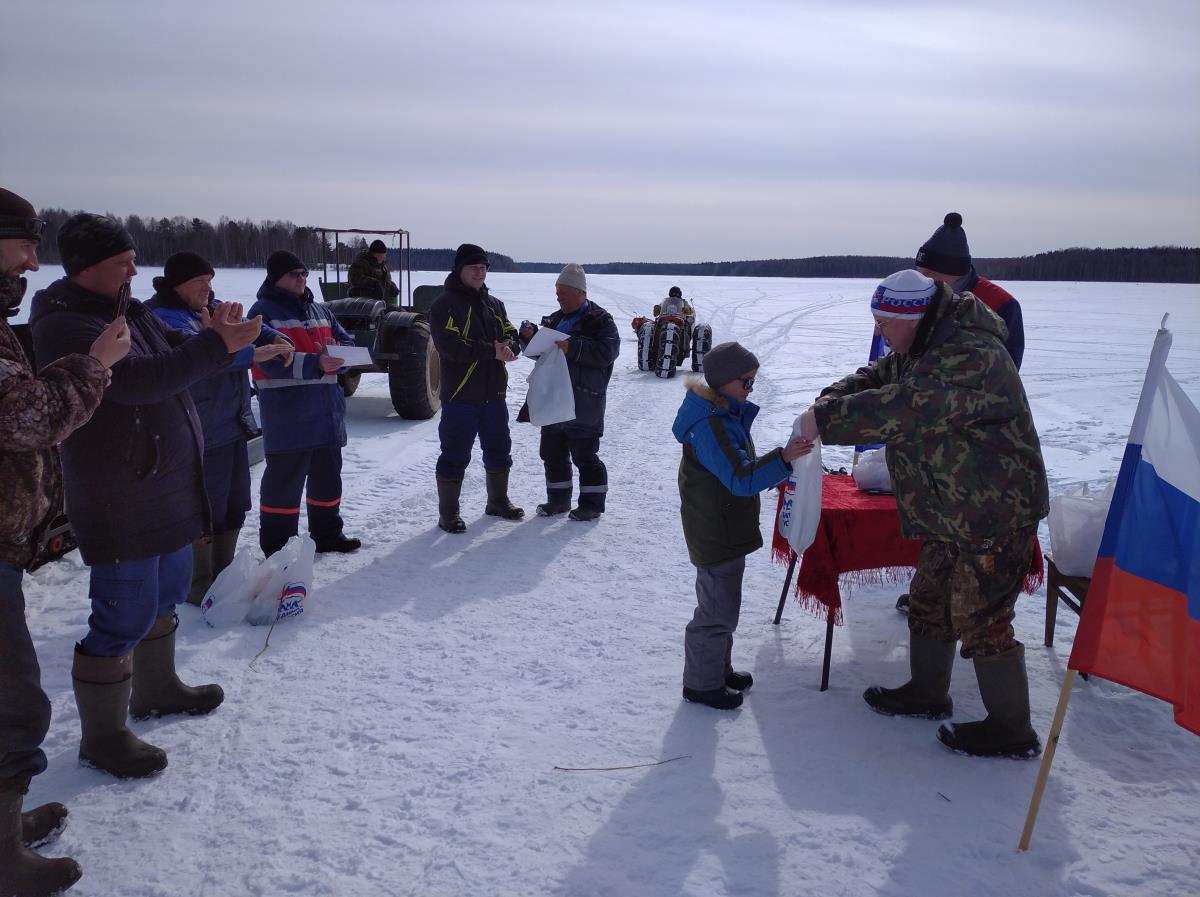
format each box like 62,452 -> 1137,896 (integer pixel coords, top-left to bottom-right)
672,342 -> 812,710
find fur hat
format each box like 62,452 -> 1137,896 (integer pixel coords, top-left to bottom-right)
556,263 -> 587,293
870,270 -> 937,319
57,213 -> 137,276
159,251 -> 215,291
453,243 -> 488,272
915,212 -> 971,277
703,341 -> 760,390
368,239 -> 387,254
266,249 -> 306,285
668,286 -> 682,298
0,188 -> 42,244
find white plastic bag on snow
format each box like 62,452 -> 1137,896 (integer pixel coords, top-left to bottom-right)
853,446 -> 893,493
1048,480 -> 1115,577
525,347 -> 576,426
245,535 -> 316,626
201,547 -> 271,628
777,415 -> 823,555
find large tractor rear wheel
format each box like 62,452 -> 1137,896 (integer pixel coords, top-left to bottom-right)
388,322 -> 441,419
654,321 -> 681,379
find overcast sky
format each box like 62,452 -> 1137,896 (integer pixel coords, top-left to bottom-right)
4,0 -> 1198,263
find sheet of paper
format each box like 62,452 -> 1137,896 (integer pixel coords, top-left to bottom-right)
327,345 -> 374,367
522,326 -> 571,358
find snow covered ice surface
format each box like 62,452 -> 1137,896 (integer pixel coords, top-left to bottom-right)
16,270 -> 1200,897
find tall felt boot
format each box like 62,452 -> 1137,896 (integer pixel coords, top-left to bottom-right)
129,614 -> 224,720
437,477 -> 467,534
484,468 -> 524,520
20,800 -> 67,849
937,645 -> 1041,759
211,529 -> 240,577
0,777 -> 82,897
863,633 -> 956,719
72,648 -> 167,779
186,538 -> 213,606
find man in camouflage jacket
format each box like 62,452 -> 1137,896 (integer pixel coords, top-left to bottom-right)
0,188 -> 127,896
799,269 -> 1049,759
346,240 -> 400,302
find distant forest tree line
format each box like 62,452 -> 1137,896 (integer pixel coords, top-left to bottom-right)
32,208 -> 1199,283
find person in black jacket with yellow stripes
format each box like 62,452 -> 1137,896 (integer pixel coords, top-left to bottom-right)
428,244 -> 524,533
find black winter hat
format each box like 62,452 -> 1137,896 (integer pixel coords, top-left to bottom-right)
266,249 -> 307,284
0,188 -> 43,244
669,286 -> 682,298
453,243 -> 488,272
159,251 -> 215,290
915,212 -> 971,277
368,239 -> 388,254
703,341 -> 760,390
57,213 -> 137,276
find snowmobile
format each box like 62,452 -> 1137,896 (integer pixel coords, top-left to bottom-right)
631,296 -> 712,378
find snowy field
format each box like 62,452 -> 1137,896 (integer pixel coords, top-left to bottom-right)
15,269 -> 1200,897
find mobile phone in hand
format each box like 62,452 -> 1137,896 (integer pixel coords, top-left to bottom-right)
113,281 -> 131,320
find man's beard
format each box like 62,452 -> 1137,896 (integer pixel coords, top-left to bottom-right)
0,274 -> 27,318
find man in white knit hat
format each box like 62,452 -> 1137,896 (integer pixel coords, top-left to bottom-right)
518,264 -> 620,521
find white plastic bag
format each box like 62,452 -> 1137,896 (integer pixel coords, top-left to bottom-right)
201,547 -> 271,628
778,415 -> 823,555
853,447 -> 893,493
525,347 -> 575,426
246,535 -> 316,626
1048,480 -> 1115,577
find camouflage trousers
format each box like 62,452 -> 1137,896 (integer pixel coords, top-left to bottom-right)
907,525 -> 1037,659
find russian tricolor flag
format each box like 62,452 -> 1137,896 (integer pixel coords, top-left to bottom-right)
1068,322 -> 1200,735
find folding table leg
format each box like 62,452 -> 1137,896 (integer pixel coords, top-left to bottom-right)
820,618 -> 834,691
772,555 -> 797,625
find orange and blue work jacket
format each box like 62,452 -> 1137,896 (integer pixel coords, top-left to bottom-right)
249,283 -> 352,454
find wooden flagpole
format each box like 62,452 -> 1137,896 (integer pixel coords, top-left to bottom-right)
1018,668 -> 1078,851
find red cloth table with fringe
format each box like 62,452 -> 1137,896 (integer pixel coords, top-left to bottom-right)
772,473 -> 1044,625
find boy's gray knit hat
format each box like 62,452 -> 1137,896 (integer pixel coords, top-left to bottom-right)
703,341 -> 759,389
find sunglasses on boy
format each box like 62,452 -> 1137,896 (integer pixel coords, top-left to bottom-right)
740,377 -> 755,390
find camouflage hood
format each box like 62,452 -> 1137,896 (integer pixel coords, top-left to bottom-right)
814,284 -> 1048,544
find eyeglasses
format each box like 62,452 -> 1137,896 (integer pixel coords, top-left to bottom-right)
741,377 -> 755,390
0,216 -> 46,238
288,269 -> 309,279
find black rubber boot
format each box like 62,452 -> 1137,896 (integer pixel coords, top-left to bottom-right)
536,501 -> 571,517
484,469 -> 524,520
211,529 -> 240,575
129,614 -> 224,720
314,535 -> 362,553
725,670 -> 754,691
683,686 -> 744,710
437,477 -> 467,533
568,506 -> 601,522
72,648 -> 167,779
186,538 -> 213,606
863,634 -> 955,719
937,645 -> 1041,759
0,778 -> 82,897
20,800 -> 67,849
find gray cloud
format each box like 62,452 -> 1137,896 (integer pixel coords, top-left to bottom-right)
4,0 -> 1197,261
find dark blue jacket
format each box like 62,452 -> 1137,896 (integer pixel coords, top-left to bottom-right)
429,273 -> 520,405
146,289 -> 280,450
956,268 -> 1024,369
248,283 -> 352,454
517,300 -> 621,436
29,278 -> 230,564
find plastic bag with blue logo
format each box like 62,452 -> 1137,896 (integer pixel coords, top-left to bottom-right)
246,535 -> 316,626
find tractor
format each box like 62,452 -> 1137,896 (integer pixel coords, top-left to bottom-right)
315,226 -> 440,419
631,295 -> 712,378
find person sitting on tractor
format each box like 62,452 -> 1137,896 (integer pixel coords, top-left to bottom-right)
347,239 -> 400,302
654,286 -> 694,322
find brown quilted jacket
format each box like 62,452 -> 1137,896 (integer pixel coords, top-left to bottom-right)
0,319 -> 107,568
